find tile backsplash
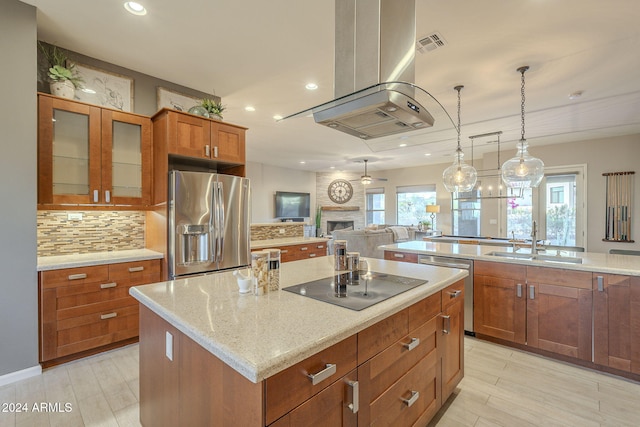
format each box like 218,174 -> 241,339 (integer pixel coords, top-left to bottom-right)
250,223 -> 304,240
37,211 -> 145,256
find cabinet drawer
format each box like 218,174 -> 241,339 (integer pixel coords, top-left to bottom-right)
358,309 -> 409,364
360,316 -> 437,403
368,350 -> 439,426
441,280 -> 465,310
109,259 -> 162,283
41,265 -> 110,289
57,296 -> 137,322
56,281 -> 135,309
408,292 -> 441,332
265,335 -> 358,425
527,266 -> 592,289
384,251 -> 418,263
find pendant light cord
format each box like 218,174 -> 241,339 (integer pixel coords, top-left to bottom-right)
454,85 -> 463,159
518,66 -> 529,144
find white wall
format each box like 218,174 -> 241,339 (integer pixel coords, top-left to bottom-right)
0,0 -> 39,379
377,134 -> 640,253
246,161 -> 317,223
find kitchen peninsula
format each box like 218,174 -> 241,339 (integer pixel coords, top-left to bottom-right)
130,256 -> 467,426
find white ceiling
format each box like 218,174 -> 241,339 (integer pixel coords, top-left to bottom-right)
24,0 -> 640,175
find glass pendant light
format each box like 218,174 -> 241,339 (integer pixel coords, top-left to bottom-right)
443,85 -> 477,192
501,66 -> 544,188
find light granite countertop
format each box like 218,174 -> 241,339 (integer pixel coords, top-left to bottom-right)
129,256 -> 466,383
250,236 -> 330,249
37,249 -> 164,271
378,241 -> 640,276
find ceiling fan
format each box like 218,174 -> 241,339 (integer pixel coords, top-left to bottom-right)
351,159 -> 388,185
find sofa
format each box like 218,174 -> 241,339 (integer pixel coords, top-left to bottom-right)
331,226 -> 416,259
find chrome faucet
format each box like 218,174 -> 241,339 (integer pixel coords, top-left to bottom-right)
531,220 -> 538,254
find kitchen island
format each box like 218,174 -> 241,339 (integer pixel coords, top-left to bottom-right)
130,256 -> 467,426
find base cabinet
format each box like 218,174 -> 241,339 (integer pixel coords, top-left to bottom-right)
260,242 -> 328,263
594,273 -> 640,374
138,280 -> 465,426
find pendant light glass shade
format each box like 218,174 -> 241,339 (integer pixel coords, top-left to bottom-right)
502,66 -> 544,188
443,85 -> 477,192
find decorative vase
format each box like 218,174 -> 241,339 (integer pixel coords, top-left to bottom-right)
50,80 -> 75,99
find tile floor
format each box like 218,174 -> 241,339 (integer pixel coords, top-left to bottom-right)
1,338 -> 640,426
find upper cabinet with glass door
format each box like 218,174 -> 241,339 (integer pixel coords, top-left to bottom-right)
38,94 -> 151,208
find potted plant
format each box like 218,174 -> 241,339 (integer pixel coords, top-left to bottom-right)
421,220 -> 432,230
315,206 -> 322,237
39,42 -> 83,99
200,98 -> 225,120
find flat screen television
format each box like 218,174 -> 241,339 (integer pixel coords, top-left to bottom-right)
275,191 -> 311,218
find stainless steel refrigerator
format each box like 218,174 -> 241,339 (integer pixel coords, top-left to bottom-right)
168,170 -> 250,279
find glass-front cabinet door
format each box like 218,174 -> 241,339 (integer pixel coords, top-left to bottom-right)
38,95 -> 101,205
101,110 -> 151,206
38,94 -> 151,208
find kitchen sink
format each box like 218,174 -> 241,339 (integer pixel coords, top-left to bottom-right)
283,271 -> 427,311
486,251 -> 583,264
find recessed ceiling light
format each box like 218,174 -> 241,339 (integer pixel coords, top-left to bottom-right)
329,166 -> 335,169
124,1 -> 147,15
273,115 -> 283,120
399,143 -> 407,147
424,153 -> 431,156
305,83 -> 318,90
244,106 -> 255,112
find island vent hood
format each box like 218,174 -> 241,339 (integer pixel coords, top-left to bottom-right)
312,0 -> 434,140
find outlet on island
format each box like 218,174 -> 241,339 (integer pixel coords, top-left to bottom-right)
279,228 -> 285,234
67,213 -> 83,221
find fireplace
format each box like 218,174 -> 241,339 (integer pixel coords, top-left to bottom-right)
327,220 -> 355,235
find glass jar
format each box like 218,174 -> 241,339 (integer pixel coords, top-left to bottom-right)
251,250 -> 270,295
267,248 -> 281,292
346,251 -> 360,285
334,239 -> 348,271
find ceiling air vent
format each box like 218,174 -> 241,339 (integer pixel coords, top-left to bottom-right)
416,32 -> 446,54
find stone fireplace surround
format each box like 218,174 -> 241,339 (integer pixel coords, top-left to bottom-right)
316,172 -> 366,235
326,220 -> 355,235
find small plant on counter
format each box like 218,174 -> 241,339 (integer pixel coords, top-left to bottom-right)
200,98 -> 226,118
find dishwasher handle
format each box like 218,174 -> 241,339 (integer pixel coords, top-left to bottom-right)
419,259 -> 470,270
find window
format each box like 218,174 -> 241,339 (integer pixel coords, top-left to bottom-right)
452,188 -> 481,236
505,166 -> 585,247
366,187 -> 385,224
396,185 -> 436,226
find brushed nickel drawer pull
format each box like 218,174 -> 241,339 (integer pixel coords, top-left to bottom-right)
307,363 -> 336,385
68,273 -> 87,280
205,145 -> 210,157
300,247 -> 308,251
516,283 -> 523,298
100,282 -> 117,289
394,253 -> 405,258
449,290 -> 462,299
529,285 -> 535,300
128,266 -> 144,272
442,315 -> 451,334
100,312 -> 117,320
317,245 -> 324,249
309,253 -> 317,257
403,337 -> 420,351
402,390 -> 420,407
597,276 -> 604,292
347,380 -> 359,414
281,250 -> 289,254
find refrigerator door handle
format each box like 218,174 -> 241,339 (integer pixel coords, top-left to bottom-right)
217,182 -> 224,263
209,179 -> 218,264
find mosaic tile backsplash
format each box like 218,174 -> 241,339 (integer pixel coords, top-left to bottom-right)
37,211 -> 145,256
250,223 -> 304,240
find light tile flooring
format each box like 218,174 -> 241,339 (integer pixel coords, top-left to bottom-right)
1,338 -> 640,427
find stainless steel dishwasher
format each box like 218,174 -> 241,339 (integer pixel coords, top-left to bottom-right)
418,255 -> 474,335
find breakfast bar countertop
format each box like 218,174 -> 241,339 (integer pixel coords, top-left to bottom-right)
37,249 -> 165,271
129,256 -> 466,383
378,241 -> 640,276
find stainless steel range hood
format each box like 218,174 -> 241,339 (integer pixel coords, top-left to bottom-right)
312,0 -> 434,140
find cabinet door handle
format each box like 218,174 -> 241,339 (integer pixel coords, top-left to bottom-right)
100,312 -> 117,320
597,276 -> 604,292
448,290 -> 462,299
403,337 -> 420,351
307,363 -> 336,385
529,285 -> 535,300
347,380 -> 359,414
105,190 -> 111,203
309,253 -> 316,257
205,145 -> 210,157
280,250 -> 289,254
516,283 -> 522,298
402,390 -> 420,407
300,247 -> 308,251
68,273 -> 87,280
213,146 -> 219,158
317,245 -> 324,249
100,282 -> 117,289
128,266 -> 145,272
93,190 -> 99,203
394,253 -> 405,258
442,315 -> 451,334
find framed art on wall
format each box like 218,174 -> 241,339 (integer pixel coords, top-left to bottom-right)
156,87 -> 201,112
71,62 -> 134,111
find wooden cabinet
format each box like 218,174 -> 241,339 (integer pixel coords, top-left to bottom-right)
526,266 -> 592,361
383,251 -> 419,263
440,281 -> 464,400
160,109 -> 246,164
39,259 -> 161,364
474,261 -> 527,344
593,273 -> 640,374
262,242 -> 328,263
38,93 -> 152,208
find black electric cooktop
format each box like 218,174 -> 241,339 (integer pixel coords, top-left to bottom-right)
283,271 -> 427,311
